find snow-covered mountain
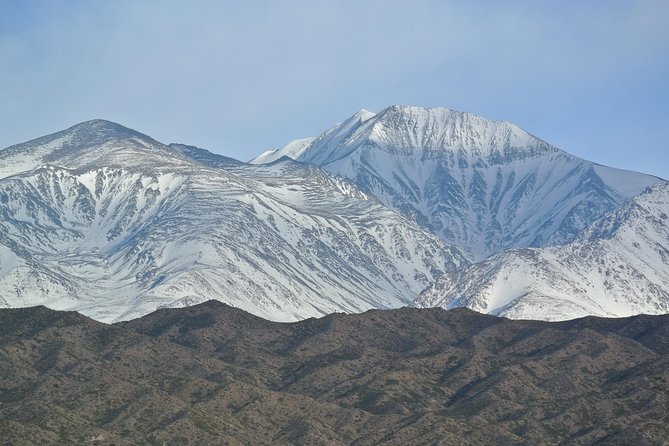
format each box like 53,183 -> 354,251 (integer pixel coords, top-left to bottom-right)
4,108 -> 667,324
0,120 -> 466,323
414,182 -> 669,320
252,106 -> 662,260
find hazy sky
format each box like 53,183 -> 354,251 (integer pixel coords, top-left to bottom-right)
2,0 -> 668,177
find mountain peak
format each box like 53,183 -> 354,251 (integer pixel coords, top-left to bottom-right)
352,108 -> 376,122
70,118 -> 128,129
249,105 -> 556,166
375,105 -> 502,127
288,105 -> 559,167
62,119 -> 154,144
0,119 -> 175,179
364,105 -> 554,159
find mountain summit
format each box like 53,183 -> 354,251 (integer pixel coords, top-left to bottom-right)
0,119 -> 183,178
253,106 -> 663,260
252,106 -> 556,165
305,105 -> 557,164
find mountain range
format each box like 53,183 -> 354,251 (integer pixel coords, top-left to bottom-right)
2,302 -> 667,445
1,105 -> 667,321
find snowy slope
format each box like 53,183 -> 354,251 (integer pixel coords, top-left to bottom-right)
252,106 -> 663,260
250,137 -> 316,164
414,182 -> 669,320
0,120 -> 466,322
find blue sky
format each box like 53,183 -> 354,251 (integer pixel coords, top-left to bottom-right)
1,0 -> 668,177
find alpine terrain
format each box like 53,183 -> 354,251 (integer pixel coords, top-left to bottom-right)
415,182 -> 669,320
252,105 -> 661,261
0,120 -> 466,322
2,105 -> 667,323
